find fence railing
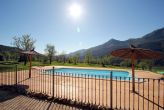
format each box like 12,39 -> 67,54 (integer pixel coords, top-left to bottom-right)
0,66 -> 163,110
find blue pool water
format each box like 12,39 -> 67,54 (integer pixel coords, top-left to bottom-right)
46,68 -> 130,79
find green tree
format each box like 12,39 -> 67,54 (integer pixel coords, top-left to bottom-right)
98,56 -> 105,67
84,50 -> 92,64
138,60 -> 153,70
72,53 -> 80,65
0,54 -> 4,61
108,55 -> 122,66
3,52 -> 11,61
145,60 -> 152,70
138,61 -> 147,70
101,55 -> 111,66
44,44 -> 56,64
68,56 -> 73,64
120,60 -> 131,67
59,51 -> 66,64
90,57 -> 97,64
43,56 -> 49,64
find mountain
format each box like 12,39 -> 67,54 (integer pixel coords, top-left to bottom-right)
0,45 -> 44,61
0,45 -> 20,53
68,27 -> 164,58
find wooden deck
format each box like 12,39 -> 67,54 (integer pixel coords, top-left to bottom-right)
0,69 -> 163,110
0,90 -> 81,110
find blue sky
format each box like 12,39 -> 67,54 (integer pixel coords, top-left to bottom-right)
0,0 -> 164,54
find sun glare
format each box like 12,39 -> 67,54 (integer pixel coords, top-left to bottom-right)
69,3 -> 82,19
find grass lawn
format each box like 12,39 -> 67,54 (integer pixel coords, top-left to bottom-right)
151,66 -> 164,75
0,61 -> 163,74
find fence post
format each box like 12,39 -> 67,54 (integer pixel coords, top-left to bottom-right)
52,67 -> 55,97
15,65 -> 17,86
110,71 -> 113,109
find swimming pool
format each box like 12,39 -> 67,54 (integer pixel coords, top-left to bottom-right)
46,68 -> 130,79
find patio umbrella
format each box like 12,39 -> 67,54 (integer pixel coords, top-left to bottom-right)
111,45 -> 162,92
20,49 -> 38,78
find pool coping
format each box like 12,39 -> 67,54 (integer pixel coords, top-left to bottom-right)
32,65 -> 163,79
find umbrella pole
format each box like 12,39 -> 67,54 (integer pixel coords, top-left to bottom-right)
29,54 -> 32,78
131,55 -> 135,92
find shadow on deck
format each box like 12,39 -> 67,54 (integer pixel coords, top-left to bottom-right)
0,89 -> 82,110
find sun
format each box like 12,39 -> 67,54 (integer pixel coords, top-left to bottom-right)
69,3 -> 82,19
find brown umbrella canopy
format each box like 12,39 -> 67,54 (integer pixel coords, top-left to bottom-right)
20,49 -> 39,78
20,50 -> 38,55
111,46 -> 162,92
111,48 -> 162,59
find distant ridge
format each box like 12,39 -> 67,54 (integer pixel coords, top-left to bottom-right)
0,45 -> 43,56
1,28 -> 164,59
68,27 -> 164,58
0,45 -> 20,53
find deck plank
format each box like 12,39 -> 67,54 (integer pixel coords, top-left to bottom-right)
0,90 -> 81,110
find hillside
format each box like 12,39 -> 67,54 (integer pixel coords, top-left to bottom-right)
0,45 -> 20,53
68,27 -> 164,58
0,45 -> 44,61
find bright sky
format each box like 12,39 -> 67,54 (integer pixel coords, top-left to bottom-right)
0,0 -> 164,54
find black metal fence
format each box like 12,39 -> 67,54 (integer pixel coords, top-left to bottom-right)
0,66 -> 163,110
